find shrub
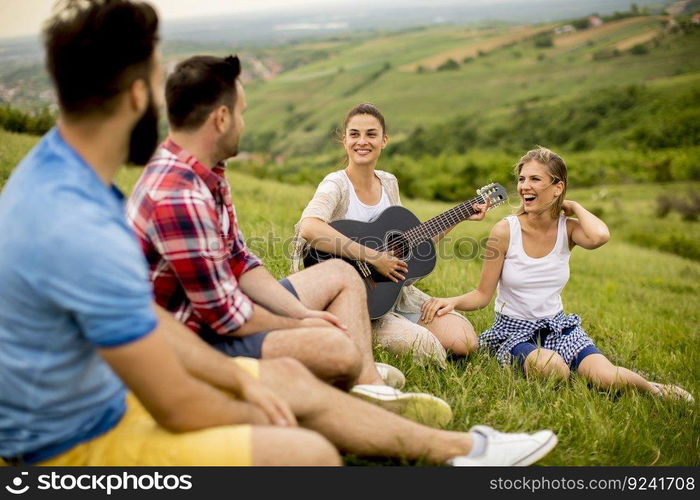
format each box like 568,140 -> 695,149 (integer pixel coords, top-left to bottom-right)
533,32 -> 554,48
657,190 -> 700,221
630,43 -> 649,55
628,231 -> 700,261
0,106 -> 55,136
656,194 -> 673,218
571,18 -> 590,30
592,48 -> 621,60
437,58 -> 460,71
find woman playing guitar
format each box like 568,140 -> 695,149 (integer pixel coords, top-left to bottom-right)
292,103 -> 488,365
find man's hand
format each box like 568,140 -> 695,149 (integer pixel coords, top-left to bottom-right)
238,375 -> 298,427
298,309 -> 348,333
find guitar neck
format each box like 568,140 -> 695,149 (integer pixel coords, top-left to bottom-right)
404,195 -> 486,245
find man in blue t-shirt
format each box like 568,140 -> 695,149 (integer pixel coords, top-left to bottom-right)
0,0 -> 306,466
0,0 -> 557,467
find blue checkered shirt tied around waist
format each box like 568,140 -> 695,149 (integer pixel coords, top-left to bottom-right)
479,311 -> 595,366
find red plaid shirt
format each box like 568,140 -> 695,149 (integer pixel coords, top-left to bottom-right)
126,139 -> 261,335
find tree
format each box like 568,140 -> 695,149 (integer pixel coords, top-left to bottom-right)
437,58 -> 460,71
533,32 -> 554,48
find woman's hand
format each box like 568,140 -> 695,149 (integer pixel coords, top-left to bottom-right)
368,250 -> 408,283
561,200 -> 580,217
468,199 -> 490,221
420,297 -> 458,324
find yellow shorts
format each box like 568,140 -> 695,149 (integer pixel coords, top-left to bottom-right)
3,357 -> 259,467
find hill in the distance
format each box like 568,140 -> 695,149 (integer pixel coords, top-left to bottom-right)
240,12 -> 700,157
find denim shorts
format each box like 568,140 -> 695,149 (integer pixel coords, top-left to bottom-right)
510,326 -> 601,371
199,278 -> 298,359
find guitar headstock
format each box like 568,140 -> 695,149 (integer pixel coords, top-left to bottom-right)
476,183 -> 508,208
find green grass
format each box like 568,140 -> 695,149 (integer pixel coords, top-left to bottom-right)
0,129 -> 40,186
235,171 -> 700,466
124,160 -> 700,466
2,131 -> 698,466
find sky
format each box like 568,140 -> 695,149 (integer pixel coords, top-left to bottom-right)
0,0 -> 334,39
0,0 -> 666,41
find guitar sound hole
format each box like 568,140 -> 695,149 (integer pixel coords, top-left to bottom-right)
385,232 -> 410,260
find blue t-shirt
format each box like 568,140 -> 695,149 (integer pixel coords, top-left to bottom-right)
0,128 -> 158,462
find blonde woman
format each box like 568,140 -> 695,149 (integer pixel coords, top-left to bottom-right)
421,147 -> 693,402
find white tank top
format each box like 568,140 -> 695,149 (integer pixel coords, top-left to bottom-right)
495,215 -> 570,320
343,171 -> 391,222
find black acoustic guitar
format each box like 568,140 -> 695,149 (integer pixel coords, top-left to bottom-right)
303,183 -> 508,319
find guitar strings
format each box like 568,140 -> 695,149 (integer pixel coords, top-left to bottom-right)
405,194 -> 488,245
353,190 -> 502,279
369,194 -> 489,260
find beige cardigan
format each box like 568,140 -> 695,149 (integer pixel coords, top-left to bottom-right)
292,170 -> 432,315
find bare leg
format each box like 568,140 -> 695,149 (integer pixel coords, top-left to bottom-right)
373,313 -> 447,366
418,313 -> 477,356
576,353 -> 653,393
251,426 -> 341,465
262,327 -> 362,389
523,349 -> 571,381
287,260 -> 384,385
258,358 -> 472,463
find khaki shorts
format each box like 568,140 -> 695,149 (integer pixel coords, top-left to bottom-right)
2,357 -> 260,467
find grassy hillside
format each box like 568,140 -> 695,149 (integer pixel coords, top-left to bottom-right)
1,131 -> 697,465
241,16 -> 700,156
3,14 -> 698,207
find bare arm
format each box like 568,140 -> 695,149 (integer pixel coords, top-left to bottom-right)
300,217 -> 408,282
300,217 -> 386,264
237,267 -> 347,332
238,266 -> 307,318
153,305 -> 296,427
421,219 -> 508,322
99,320 -> 269,432
562,200 -> 611,249
233,303 -> 306,336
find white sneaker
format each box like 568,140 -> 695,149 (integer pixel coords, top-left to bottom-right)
350,384 -> 452,427
375,362 -> 406,389
649,382 -> 694,403
448,425 -> 558,466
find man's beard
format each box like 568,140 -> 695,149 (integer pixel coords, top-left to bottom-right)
216,120 -> 241,161
216,126 -> 240,162
127,90 -> 160,166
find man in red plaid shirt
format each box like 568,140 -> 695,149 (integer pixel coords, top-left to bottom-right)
126,55 -> 454,423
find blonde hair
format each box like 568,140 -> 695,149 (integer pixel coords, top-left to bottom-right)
513,146 -> 568,218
